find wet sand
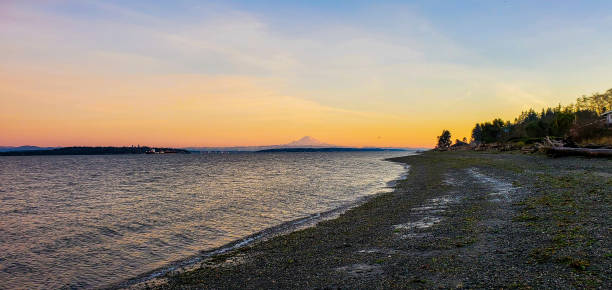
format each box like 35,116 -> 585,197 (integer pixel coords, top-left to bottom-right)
130,151 -> 611,289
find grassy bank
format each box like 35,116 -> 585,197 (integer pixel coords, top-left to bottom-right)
144,151 -> 610,289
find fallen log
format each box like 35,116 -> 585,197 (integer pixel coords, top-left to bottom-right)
544,147 -> 612,158
543,136 -> 564,148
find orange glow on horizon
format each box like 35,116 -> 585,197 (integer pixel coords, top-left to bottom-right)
0,69 -> 445,148
0,67 -> 587,149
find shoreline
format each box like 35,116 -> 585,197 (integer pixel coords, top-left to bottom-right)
110,159 -> 412,289
142,151 -> 610,289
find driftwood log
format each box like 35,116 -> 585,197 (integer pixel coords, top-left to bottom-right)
543,136 -> 564,147
544,147 -> 612,158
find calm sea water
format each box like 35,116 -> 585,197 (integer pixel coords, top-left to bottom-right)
0,151 -> 411,289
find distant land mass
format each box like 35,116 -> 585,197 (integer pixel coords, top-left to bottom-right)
0,146 -> 57,152
256,147 -> 409,153
185,136 -> 335,152
1,137 -> 425,155
0,146 -> 190,156
185,136 -> 416,152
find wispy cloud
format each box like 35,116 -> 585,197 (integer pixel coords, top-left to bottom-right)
1,1 -> 611,146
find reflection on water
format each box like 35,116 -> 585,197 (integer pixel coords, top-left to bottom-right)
0,151 -> 410,288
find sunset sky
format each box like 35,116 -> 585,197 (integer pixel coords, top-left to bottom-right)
1,0 -> 611,148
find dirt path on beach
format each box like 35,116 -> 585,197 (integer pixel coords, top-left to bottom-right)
146,151 -> 610,289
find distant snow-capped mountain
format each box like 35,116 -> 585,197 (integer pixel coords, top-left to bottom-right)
283,136 -> 334,147
184,136 -> 336,152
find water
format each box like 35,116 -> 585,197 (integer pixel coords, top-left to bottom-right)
0,151 -> 411,289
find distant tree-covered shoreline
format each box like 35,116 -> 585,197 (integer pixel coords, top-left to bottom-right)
0,146 -> 190,156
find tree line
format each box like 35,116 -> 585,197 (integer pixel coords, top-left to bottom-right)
437,88 -> 612,149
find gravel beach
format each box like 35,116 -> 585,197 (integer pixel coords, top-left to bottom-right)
144,151 -> 611,289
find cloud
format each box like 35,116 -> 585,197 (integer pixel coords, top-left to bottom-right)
2,1 -> 611,147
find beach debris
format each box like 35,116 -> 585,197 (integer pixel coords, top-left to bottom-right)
393,216 -> 443,231
335,263 -> 383,277
356,248 -> 398,255
542,146 -> 612,158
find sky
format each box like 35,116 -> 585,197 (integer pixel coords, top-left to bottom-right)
1,0 -> 611,148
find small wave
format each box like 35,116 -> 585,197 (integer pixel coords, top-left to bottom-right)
113,209 -> 343,288
386,165 -> 411,188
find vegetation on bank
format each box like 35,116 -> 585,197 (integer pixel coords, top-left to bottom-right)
437,88 -> 612,150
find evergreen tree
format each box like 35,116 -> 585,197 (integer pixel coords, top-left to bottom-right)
471,124 -> 482,143
437,130 -> 452,149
